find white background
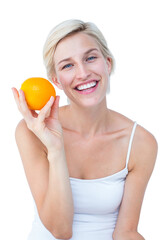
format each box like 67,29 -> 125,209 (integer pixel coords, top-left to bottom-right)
0,0 -> 159,239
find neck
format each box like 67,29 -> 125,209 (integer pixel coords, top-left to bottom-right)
65,98 -> 112,139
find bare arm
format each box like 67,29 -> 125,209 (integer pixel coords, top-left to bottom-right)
13,88 -> 74,239
113,125 -> 158,240
114,231 -> 145,240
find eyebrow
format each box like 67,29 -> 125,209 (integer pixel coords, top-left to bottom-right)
57,48 -> 99,65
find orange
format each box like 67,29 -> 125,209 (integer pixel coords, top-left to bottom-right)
20,77 -> 56,110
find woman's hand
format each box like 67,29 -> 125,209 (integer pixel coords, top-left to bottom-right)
12,88 -> 64,154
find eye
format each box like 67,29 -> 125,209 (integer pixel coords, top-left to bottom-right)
87,56 -> 97,61
62,63 -> 73,70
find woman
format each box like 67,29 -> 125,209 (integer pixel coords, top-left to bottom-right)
12,19 -> 158,240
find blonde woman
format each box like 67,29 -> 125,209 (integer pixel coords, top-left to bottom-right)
12,19 -> 158,240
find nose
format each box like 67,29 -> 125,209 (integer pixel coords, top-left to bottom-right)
75,63 -> 91,80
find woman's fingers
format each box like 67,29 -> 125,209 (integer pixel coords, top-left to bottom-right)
18,89 -> 33,119
12,88 -> 33,122
12,87 -> 20,107
50,95 -> 60,120
37,96 -> 54,123
12,88 -> 59,131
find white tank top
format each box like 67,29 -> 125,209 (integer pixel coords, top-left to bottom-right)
27,122 -> 137,240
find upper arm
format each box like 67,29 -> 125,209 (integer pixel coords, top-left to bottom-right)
15,119 -> 49,212
114,125 -> 158,235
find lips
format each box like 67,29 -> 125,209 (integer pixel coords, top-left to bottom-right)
74,80 -> 99,89
74,80 -> 99,95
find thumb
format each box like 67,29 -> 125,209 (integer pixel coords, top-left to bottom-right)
50,95 -> 60,119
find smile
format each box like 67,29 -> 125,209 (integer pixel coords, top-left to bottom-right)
74,81 -> 99,95
76,81 -> 97,90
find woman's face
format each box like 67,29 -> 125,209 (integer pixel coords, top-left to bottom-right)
53,32 -> 111,107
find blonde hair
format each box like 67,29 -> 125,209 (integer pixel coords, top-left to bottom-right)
43,19 -> 115,82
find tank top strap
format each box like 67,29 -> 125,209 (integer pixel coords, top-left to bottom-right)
125,121 -> 137,168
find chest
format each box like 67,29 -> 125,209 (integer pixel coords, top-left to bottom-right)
63,131 -> 128,179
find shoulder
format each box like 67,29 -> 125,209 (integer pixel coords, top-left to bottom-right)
110,110 -> 158,156
15,119 -> 30,142
134,124 -> 158,161
130,123 -> 158,175
15,119 -> 46,152
15,118 -> 33,141
135,124 -> 158,147
15,118 -> 28,134
110,110 -> 158,170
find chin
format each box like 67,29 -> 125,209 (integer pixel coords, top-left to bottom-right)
78,97 -> 106,109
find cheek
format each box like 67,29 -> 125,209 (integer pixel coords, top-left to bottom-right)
57,72 -> 74,88
93,63 -> 109,76
91,58 -> 109,74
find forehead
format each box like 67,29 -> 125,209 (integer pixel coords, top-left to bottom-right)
54,32 -> 100,63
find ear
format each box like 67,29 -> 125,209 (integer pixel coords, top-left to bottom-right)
51,77 -> 63,90
106,57 -> 112,75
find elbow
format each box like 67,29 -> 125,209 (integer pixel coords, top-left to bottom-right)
39,213 -> 73,239
52,228 -> 73,239
39,207 -> 73,239
44,223 -> 73,239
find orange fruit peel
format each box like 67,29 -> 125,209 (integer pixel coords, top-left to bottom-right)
20,77 -> 56,110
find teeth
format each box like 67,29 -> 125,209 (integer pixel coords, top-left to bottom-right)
77,81 -> 97,91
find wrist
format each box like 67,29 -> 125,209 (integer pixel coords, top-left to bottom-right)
47,147 -> 66,162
